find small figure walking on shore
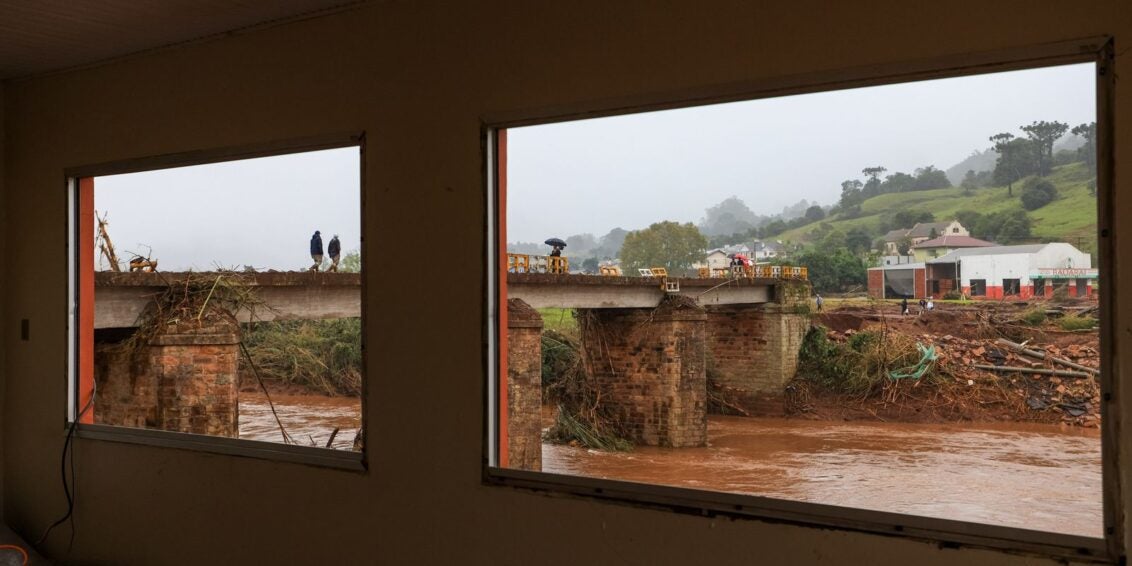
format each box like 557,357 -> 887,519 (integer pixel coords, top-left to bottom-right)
900,297 -> 910,316
815,293 -> 824,312
918,297 -> 928,315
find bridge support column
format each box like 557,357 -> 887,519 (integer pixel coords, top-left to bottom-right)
705,303 -> 810,409
578,296 -> 707,447
506,299 -> 543,471
94,320 -> 241,437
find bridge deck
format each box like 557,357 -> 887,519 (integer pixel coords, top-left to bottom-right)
506,273 -> 785,308
94,271 -> 361,329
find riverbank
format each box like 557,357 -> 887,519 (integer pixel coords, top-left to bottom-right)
775,299 -> 1101,427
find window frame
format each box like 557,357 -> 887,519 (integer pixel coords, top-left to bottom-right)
483,37 -> 1121,561
65,132 -> 368,471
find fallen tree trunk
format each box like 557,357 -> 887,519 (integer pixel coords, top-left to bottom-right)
972,363 -> 1092,379
994,338 -> 1100,376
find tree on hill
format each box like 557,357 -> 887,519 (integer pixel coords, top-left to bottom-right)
861,166 -> 887,197
990,133 -> 1038,195
1020,177 -> 1058,210
804,205 -> 826,223
912,165 -> 950,190
619,221 -> 708,274
593,227 -> 629,259
967,209 -> 1032,244
1071,122 -> 1097,174
879,171 -> 915,194
1020,120 -> 1069,177
960,169 -> 978,195
839,179 -> 864,208
700,196 -> 758,237
761,219 -> 788,238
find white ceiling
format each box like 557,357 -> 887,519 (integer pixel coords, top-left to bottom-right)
0,0 -> 367,80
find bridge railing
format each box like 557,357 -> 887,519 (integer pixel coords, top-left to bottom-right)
693,264 -> 808,280
507,253 -> 569,274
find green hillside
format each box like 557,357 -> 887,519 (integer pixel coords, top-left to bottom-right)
778,162 -> 1097,254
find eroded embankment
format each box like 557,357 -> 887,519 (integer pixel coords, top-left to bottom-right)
764,301 -> 1100,427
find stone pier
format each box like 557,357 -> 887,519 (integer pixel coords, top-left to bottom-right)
506,299 -> 543,471
704,282 -> 811,410
577,296 -> 707,447
94,319 -> 241,437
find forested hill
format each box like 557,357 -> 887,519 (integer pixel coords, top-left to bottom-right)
778,161 -> 1097,255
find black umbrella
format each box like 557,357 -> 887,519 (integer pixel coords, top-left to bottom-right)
544,237 -> 567,248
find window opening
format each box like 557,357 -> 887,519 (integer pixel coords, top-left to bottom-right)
74,146 -> 363,452
490,60 -> 1106,554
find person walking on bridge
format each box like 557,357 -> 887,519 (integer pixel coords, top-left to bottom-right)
327,234 -> 341,272
310,230 -> 324,272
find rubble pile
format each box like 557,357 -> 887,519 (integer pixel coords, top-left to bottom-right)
821,327 -> 1100,426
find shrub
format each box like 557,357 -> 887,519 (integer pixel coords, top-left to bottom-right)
1058,314 -> 1097,331
1020,177 -> 1057,210
1019,308 -> 1047,326
942,290 -> 962,300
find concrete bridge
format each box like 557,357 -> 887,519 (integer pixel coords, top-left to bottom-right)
502,274 -> 813,472
91,269 -> 812,467
94,271 -> 361,329
506,273 -> 775,308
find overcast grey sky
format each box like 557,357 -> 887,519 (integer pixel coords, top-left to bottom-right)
507,63 -> 1095,244
96,147 -> 360,271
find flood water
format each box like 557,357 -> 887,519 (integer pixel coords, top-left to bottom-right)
544,416 -> 1102,538
239,393 -> 361,451
238,395 -> 1101,538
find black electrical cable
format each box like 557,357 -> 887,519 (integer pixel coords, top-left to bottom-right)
36,378 -> 96,552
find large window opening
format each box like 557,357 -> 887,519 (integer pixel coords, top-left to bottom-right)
71,144 -> 363,460
489,57 -> 1111,557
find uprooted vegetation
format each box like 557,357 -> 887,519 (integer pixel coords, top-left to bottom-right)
540,316 -> 634,451
241,318 -> 362,396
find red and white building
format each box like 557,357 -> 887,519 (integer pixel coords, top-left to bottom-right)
926,243 -> 1094,299
868,243 -> 1096,300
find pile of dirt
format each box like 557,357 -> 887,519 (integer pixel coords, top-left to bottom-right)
797,310 -> 1102,427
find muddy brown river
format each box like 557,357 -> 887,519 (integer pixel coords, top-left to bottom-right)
240,396 -> 1101,538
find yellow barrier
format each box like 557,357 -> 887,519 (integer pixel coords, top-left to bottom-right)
693,263 -> 808,281
507,253 -> 569,274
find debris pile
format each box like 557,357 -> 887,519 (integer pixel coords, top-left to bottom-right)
818,327 -> 1100,426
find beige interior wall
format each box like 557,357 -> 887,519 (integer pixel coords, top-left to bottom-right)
0,80 -> 5,520
1,2 -> 1127,564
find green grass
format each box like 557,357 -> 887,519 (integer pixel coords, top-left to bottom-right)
538,308 -> 579,334
777,162 -> 1097,253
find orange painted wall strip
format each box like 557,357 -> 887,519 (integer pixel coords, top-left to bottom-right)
497,130 -> 509,468
78,178 -> 95,423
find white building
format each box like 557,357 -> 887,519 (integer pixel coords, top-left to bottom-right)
925,243 -> 1095,299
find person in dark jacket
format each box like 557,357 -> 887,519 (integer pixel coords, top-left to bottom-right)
327,234 -> 342,272
310,230 -> 323,272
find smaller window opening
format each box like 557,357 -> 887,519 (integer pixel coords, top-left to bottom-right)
1003,279 -> 1020,296
969,279 -> 987,297
73,145 -> 364,456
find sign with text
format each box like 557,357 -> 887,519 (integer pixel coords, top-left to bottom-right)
1032,268 -> 1099,279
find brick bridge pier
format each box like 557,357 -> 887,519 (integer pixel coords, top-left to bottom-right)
504,275 -> 811,469
90,271 -> 361,437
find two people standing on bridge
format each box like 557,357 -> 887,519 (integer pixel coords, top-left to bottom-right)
310,231 -> 342,272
